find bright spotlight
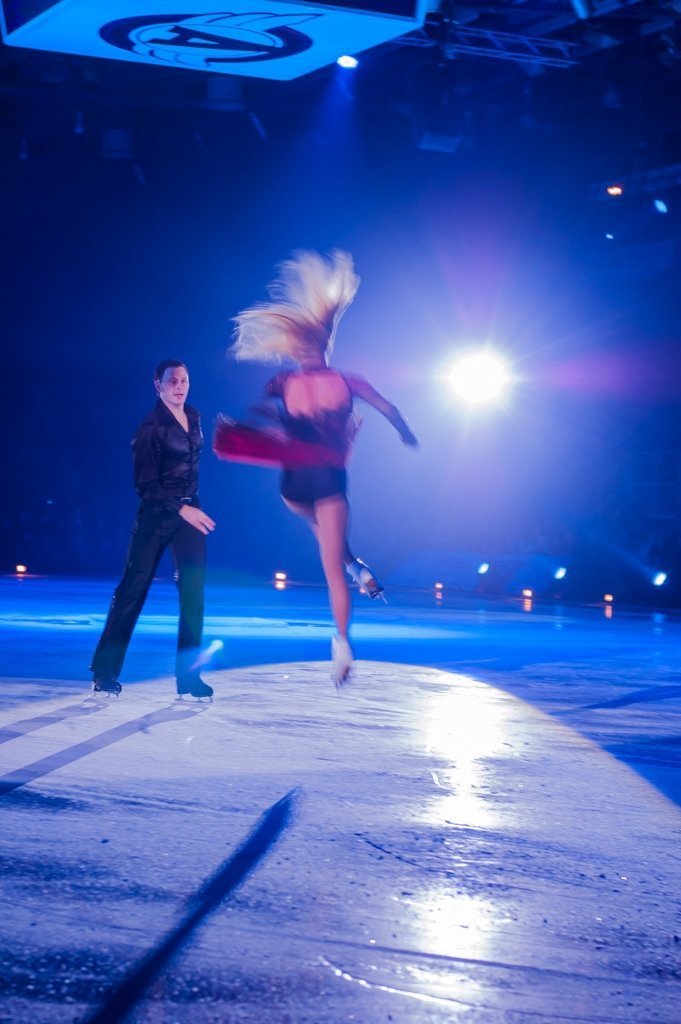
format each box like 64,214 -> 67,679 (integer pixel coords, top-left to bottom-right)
477,562 -> 490,575
554,567 -> 567,580
653,199 -> 668,214
606,184 -> 623,196
337,55 -> 358,69
605,233 -> 614,240
652,572 -> 667,587
447,351 -> 511,405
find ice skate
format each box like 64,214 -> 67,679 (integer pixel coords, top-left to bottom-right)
345,557 -> 385,600
176,676 -> 214,701
92,678 -> 122,698
331,635 -> 353,690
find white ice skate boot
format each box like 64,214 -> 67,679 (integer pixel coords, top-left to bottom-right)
345,558 -> 385,600
331,635 -> 353,690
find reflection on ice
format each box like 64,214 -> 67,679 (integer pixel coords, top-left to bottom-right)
405,889 -> 508,964
422,680 -> 509,829
413,678 -> 517,968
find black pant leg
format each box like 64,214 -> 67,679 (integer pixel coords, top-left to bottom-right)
170,516 -> 206,682
90,508 -> 169,681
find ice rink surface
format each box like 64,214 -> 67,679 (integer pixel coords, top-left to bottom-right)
1,577 -> 680,1023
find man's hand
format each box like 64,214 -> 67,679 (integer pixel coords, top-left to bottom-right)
179,504 -> 216,536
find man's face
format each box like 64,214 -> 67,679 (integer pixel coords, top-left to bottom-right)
156,366 -> 189,409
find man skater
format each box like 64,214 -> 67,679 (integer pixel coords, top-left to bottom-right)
90,360 -> 216,699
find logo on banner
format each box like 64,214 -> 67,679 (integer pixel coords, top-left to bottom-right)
100,12 -> 318,66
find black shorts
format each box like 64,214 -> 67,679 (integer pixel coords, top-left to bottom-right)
280,467 -> 347,504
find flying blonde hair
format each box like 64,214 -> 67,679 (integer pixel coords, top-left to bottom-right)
231,249 -> 360,365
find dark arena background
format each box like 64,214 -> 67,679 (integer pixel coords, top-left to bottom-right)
1,4 -> 681,1023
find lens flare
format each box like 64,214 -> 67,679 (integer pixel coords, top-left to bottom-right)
447,351 -> 511,405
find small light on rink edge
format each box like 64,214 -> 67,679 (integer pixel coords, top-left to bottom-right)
274,571 -> 287,581
603,593 -> 614,603
434,582 -> 444,590
606,184 -> 623,196
521,589 -> 533,598
15,564 -> 27,574
337,55 -> 358,69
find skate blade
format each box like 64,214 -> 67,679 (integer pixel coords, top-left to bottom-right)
174,694 -> 213,704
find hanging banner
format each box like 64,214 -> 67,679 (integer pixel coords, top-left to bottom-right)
0,0 -> 426,79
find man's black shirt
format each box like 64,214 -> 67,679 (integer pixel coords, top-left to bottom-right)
132,400 -> 203,513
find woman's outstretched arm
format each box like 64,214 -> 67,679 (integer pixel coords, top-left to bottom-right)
345,374 -> 418,446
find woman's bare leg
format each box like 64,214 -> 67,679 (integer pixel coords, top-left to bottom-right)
283,497 -> 353,564
283,494 -> 354,685
282,497 -> 316,526
314,496 -> 352,639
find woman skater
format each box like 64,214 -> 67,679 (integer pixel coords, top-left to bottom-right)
215,250 -> 417,686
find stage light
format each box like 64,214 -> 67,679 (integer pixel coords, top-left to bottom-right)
652,572 -> 667,587
447,351 -> 511,405
478,563 -> 490,575
554,567 -> 567,580
337,55 -> 359,68
606,184 -> 623,196
605,233 -> 614,240
15,564 -> 27,574
654,199 -> 668,214
274,571 -> 287,581
603,593 -> 614,603
434,582 -> 444,590
522,589 -> 533,598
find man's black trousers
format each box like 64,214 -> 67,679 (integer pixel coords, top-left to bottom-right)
91,503 -> 206,685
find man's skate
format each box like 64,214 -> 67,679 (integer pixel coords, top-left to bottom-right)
92,678 -> 122,697
176,676 -> 214,701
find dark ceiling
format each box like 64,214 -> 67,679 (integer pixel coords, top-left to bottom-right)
1,0 -> 681,174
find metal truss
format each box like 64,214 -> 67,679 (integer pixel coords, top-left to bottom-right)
398,23 -> 579,67
444,25 -> 579,66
